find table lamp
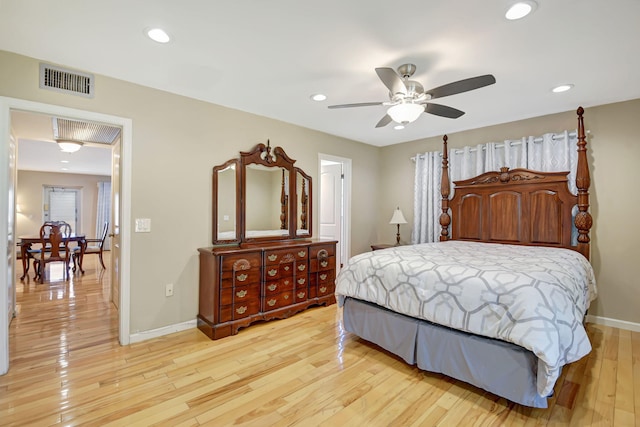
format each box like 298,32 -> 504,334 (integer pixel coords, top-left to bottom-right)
389,207 -> 407,245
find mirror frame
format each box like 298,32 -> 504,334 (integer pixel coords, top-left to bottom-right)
212,159 -> 241,244
240,142 -> 297,243
295,167 -> 312,238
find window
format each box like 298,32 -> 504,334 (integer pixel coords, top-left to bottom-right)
43,186 -> 81,232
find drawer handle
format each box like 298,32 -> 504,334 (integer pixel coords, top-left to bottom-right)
320,261 -> 328,268
320,286 -> 327,293
236,306 -> 247,314
236,273 -> 248,282
298,264 -> 306,271
284,280 -> 290,285
268,284 -> 277,291
284,294 -> 289,300
268,269 -> 277,277
236,290 -> 247,298
320,274 -> 327,280
267,299 -> 276,307
268,254 -> 277,261
297,278 -> 305,285
318,249 -> 329,258
298,251 -> 306,257
297,292 -> 305,299
284,265 -> 290,271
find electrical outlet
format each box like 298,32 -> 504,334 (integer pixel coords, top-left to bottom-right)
165,283 -> 174,297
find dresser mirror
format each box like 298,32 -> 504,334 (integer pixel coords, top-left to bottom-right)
296,168 -> 311,237
212,159 -> 240,244
212,141 -> 312,245
244,164 -> 290,239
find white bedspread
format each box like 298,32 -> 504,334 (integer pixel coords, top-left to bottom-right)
335,241 -> 597,397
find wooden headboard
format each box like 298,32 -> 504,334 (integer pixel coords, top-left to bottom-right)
439,107 -> 592,259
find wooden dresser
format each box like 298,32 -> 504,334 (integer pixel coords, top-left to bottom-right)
198,239 -> 337,339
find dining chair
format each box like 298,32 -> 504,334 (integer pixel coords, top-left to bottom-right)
34,222 -> 71,283
73,222 -> 109,272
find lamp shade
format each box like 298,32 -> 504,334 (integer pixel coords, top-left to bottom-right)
389,207 -> 407,225
57,140 -> 83,153
387,103 -> 425,124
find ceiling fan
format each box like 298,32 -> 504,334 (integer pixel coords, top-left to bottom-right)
328,64 -> 496,128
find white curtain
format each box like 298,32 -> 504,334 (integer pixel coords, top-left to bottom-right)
412,151 -> 442,243
413,130 -> 579,244
96,181 -> 111,250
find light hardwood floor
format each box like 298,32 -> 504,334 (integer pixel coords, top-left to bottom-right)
1,254 -> 638,426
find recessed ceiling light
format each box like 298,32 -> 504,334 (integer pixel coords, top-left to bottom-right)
61,168 -> 69,171
310,93 -> 327,102
394,125 -> 405,130
505,1 -> 537,20
146,28 -> 171,43
60,160 -> 69,163
552,84 -> 574,93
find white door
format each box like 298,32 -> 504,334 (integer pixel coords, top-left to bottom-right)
319,160 -> 347,272
6,134 -> 16,326
110,137 -> 121,310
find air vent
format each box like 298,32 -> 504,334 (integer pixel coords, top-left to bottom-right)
53,118 -> 121,145
39,63 -> 94,98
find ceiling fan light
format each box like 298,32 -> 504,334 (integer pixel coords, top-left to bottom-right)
505,1 -> 536,20
387,103 -> 425,124
57,140 -> 83,153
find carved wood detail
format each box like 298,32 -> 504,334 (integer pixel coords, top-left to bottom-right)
439,107 -> 592,259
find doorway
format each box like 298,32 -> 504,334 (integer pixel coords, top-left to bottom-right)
0,97 -> 132,375
318,154 -> 351,272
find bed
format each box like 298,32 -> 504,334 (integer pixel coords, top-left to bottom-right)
335,107 -> 595,408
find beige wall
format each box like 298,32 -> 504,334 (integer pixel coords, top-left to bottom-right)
16,170 -> 109,238
379,99 -> 640,324
3,49 -> 637,332
1,50 -> 380,334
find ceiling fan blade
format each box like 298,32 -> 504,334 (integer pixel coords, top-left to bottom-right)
328,102 -> 384,109
425,103 -> 465,119
375,67 -> 407,96
375,114 -> 393,128
426,74 -> 496,99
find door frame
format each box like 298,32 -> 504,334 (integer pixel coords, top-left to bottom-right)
318,153 -> 351,269
0,97 -> 133,374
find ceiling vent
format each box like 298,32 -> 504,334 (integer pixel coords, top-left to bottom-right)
39,63 -> 94,98
53,118 -> 121,145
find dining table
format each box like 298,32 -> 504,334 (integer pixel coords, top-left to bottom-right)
18,233 -> 86,280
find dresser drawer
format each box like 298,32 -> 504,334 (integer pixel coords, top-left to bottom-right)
219,299 -> 261,322
264,261 -> 308,279
310,256 -> 335,273
310,244 -> 335,259
220,269 -> 261,287
220,283 -> 260,306
265,247 -> 309,265
310,270 -> 334,286
220,252 -> 261,271
316,282 -> 335,297
263,291 -> 294,311
264,278 -> 294,296
293,287 -> 308,302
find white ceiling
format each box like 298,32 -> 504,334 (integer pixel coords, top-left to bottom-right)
2,0 -> 640,150
11,111 -> 112,176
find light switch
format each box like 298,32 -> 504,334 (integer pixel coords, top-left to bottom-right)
135,218 -> 151,232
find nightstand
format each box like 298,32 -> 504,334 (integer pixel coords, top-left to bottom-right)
371,244 -> 397,251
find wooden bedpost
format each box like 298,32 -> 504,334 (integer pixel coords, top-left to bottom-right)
439,135 -> 451,241
575,107 -> 593,259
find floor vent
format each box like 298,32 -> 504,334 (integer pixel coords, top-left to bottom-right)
39,63 -> 94,98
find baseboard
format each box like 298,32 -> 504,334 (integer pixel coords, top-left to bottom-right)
586,315 -> 640,333
129,319 -> 197,344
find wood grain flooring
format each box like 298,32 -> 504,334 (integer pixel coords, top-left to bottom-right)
1,254 -> 638,426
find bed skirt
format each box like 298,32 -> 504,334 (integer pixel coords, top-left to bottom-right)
342,297 -> 550,408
